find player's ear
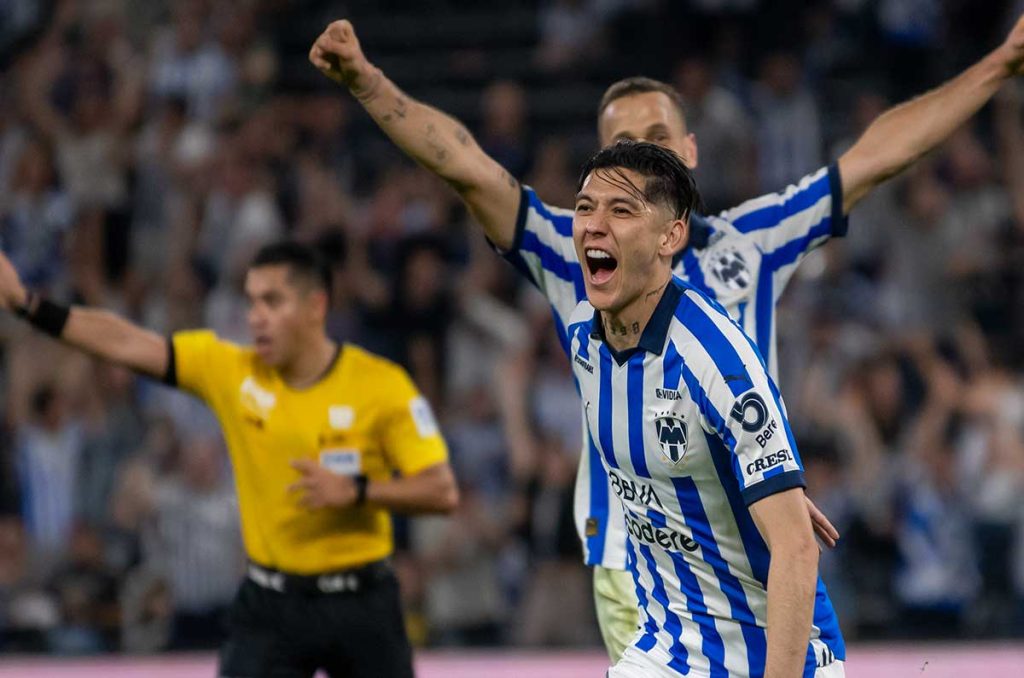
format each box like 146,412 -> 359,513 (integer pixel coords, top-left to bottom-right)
660,217 -> 689,257
685,133 -> 699,170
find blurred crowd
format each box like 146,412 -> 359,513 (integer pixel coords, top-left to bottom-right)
1,0 -> 1024,655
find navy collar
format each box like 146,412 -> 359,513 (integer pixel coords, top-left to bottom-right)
590,279 -> 682,365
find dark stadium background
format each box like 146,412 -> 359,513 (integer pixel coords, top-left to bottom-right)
1,0 -> 1023,675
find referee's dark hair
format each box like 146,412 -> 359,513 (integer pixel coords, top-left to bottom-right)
250,240 -> 333,302
577,140 -> 704,222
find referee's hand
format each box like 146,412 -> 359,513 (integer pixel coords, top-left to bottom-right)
309,20 -> 376,96
289,459 -> 358,510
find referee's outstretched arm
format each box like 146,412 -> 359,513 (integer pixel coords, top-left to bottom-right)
838,12 -> 1024,213
0,250 -> 169,380
310,20 -> 522,251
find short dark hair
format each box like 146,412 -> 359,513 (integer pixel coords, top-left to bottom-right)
250,240 -> 332,300
576,140 -> 704,221
598,77 -> 687,124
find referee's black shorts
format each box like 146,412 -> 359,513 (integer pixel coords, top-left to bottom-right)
218,561 -> 413,678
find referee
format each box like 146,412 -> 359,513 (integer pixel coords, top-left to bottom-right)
0,240 -> 458,677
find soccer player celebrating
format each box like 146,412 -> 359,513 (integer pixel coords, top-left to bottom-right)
572,138 -> 839,676
0,241 -> 457,677
310,13 -> 1024,663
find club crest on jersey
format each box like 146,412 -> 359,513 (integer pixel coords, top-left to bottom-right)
654,412 -> 688,465
709,247 -> 751,291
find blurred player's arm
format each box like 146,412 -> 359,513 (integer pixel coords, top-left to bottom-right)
995,83 -> 1024,229
839,13 -> 1024,213
749,488 -> 820,678
310,20 -> 520,249
0,251 -> 168,379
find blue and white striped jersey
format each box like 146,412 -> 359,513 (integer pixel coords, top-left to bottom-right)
501,164 -> 846,571
567,279 -> 844,676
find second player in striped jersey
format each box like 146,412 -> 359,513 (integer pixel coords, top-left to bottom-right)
310,13 -> 1024,660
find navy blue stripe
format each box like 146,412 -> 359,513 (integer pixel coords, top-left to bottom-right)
762,215 -> 832,272
571,321 -> 591,360
672,475 -> 764,673
520,230 -> 586,300
666,548 -> 728,677
647,508 -> 668,529
827,163 -> 849,237
585,433 -> 609,566
626,539 -> 659,652
674,293 -> 753,397
703,431 -> 770,589
528,189 -> 574,237
764,373 -> 801,469
664,340 -> 682,391
638,544 -> 689,674
754,260 -> 774,364
672,477 -> 759,626
731,171 -> 830,234
676,356 -> 745,488
627,352 -> 650,478
598,345 -> 619,470
680,248 -> 715,299
812,579 -> 847,662
740,469 -> 806,506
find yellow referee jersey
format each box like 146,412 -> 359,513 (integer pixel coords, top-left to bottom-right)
170,331 -> 448,574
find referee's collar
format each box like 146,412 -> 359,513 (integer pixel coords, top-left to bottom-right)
590,279 -> 681,364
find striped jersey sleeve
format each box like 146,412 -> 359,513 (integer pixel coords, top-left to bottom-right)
497,186 -> 586,352
672,288 -> 805,505
716,164 -> 847,300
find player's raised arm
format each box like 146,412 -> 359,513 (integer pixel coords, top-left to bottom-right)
839,12 -> 1024,213
310,19 -> 521,250
0,250 -> 169,380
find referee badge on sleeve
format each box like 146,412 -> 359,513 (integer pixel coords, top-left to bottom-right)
409,396 -> 439,438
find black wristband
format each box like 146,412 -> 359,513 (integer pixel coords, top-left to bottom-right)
354,474 -> 369,506
17,292 -> 70,338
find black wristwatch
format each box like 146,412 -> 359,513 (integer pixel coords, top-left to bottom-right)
354,474 -> 369,506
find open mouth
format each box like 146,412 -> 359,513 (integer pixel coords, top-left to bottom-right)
585,248 -> 618,285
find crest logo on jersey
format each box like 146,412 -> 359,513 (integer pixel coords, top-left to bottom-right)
655,413 -> 688,464
709,247 -> 751,290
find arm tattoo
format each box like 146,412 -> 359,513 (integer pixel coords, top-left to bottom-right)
500,168 -> 518,189
380,96 -> 408,124
453,124 -> 470,147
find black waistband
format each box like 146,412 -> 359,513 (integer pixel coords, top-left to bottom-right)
247,559 -> 392,595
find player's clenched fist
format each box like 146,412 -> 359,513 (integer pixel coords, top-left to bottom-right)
309,20 -> 378,97
0,251 -> 28,313
998,13 -> 1024,76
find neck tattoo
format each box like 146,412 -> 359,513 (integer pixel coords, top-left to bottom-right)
604,316 -> 641,338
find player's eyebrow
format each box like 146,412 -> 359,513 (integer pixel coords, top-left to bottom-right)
645,123 -> 670,138
574,191 -> 642,211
